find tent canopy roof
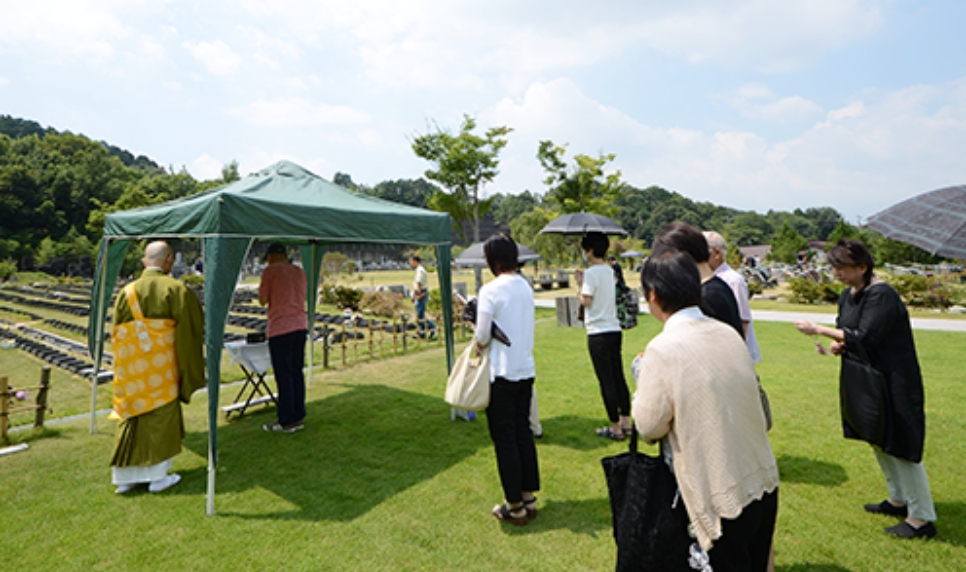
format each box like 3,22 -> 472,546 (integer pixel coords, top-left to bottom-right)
90,159 -> 456,515
104,160 -> 450,244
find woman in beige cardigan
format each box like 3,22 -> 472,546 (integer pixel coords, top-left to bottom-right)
632,250 -> 779,571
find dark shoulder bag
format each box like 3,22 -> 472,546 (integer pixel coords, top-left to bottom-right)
839,338 -> 889,448
601,430 -> 693,572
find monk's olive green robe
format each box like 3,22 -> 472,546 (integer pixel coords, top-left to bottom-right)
111,269 -> 205,468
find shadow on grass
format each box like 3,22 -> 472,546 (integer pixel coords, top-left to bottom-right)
3,426 -> 67,446
777,565 -> 852,572
182,383 -> 490,522
536,415 -> 638,451
490,497 -> 613,538
776,454 -> 848,487
933,501 -> 966,548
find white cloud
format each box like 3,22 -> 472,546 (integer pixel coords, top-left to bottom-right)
191,154 -> 224,180
485,76 -> 966,220
754,97 -> 824,123
226,97 -> 370,126
0,1 -> 174,64
719,84 -> 824,123
183,40 -> 243,76
0,77 -> 9,87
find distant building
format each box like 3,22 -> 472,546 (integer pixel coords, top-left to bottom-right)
807,241 -> 828,264
738,245 -> 771,266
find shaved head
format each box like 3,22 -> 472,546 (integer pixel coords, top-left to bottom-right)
142,241 -> 174,272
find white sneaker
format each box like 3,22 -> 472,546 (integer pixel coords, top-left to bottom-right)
148,473 -> 181,493
115,483 -> 136,495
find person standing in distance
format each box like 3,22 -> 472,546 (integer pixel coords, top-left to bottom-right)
575,232 -> 631,441
111,241 -> 205,494
259,243 -> 308,433
409,255 -> 437,339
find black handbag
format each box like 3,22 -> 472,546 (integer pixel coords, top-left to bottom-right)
601,430 -> 693,572
839,341 -> 888,448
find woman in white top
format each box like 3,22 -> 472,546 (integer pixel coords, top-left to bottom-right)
633,250 -> 779,570
476,233 -> 540,526
575,232 -> 631,441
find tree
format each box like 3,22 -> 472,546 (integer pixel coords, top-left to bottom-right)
411,115 -> 512,244
490,191 -> 540,226
322,251 -> 349,276
800,207 -> 843,240
727,212 -> 774,246
509,207 -> 572,267
769,222 -> 808,263
364,178 -> 439,209
825,219 -> 863,246
333,172 -> 358,190
537,140 -> 623,216
221,160 -> 241,184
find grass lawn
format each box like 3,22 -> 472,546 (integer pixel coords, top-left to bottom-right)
2,309 -> 964,571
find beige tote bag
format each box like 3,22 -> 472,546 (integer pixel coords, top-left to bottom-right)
445,344 -> 491,411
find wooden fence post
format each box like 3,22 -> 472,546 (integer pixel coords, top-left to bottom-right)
1,376 -> 9,440
368,322 -> 374,360
35,366 -> 50,428
339,320 -> 349,367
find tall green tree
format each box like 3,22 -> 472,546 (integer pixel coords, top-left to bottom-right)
727,212 -> 774,246
769,222 -> 809,263
490,191 -> 540,227
537,140 -> 623,216
364,178 -> 439,209
825,219 -> 863,245
411,115 -> 512,244
509,206 -> 572,267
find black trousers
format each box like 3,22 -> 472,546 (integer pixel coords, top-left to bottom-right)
485,377 -> 540,504
588,331 -> 630,423
708,488 -> 779,572
268,329 -> 307,427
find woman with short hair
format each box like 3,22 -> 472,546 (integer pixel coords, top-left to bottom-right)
795,239 -> 937,539
477,233 -> 540,525
576,231 -> 632,441
633,250 -> 779,570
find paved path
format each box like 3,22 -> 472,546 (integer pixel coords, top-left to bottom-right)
533,299 -> 966,332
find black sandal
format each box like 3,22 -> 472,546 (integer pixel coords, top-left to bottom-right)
522,496 -> 538,519
596,427 -> 625,441
492,502 -> 528,526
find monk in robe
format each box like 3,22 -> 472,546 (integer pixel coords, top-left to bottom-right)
111,241 -> 205,494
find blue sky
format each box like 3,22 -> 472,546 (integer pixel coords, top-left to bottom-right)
1,0 -> 964,223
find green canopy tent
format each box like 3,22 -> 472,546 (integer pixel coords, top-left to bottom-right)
86,160 -> 454,514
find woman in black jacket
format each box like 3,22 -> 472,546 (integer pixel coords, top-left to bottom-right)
795,239 -> 936,539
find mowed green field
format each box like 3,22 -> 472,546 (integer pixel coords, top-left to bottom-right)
1,310 -> 964,571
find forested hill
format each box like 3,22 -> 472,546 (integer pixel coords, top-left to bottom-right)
0,115 -> 162,171
0,114 -> 238,271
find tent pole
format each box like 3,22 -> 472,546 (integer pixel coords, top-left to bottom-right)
89,241 -> 111,434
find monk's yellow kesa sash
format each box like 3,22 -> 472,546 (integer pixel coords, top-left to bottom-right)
110,283 -> 180,419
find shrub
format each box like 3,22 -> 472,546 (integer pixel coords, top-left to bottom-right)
0,259 -> 17,281
359,290 -> 407,318
787,277 -> 843,304
320,283 -> 364,310
885,274 -> 952,309
180,274 -> 205,288
747,281 -> 763,297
